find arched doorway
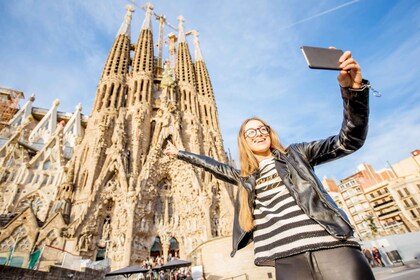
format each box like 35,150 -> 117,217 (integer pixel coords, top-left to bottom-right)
150,236 -> 162,258
169,237 -> 179,259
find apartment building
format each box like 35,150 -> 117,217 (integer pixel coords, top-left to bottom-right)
325,151 -> 420,239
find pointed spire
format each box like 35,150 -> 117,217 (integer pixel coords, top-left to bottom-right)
118,5 -> 135,37
191,30 -> 203,62
141,3 -> 153,30
177,16 -> 186,43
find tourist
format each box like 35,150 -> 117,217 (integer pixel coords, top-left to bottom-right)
372,247 -> 385,267
164,50 -> 375,279
363,248 -> 375,267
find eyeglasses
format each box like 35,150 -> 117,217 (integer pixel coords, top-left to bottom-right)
244,126 -> 270,139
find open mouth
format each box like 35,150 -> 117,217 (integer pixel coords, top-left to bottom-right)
254,138 -> 266,144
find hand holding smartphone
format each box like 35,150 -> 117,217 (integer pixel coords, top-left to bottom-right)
301,46 -> 343,70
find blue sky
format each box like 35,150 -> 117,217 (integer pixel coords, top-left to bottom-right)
0,0 -> 419,183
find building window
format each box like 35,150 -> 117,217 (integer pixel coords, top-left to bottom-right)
411,210 -> 417,218
397,190 -> 404,198
403,187 -> 410,196
403,200 -> 410,207
410,197 -> 417,206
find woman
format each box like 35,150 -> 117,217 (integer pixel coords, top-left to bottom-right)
372,247 -> 385,267
164,50 -> 375,280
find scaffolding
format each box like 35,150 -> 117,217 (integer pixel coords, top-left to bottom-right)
0,87 -> 24,131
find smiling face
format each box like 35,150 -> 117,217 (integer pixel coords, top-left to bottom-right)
244,119 -> 272,160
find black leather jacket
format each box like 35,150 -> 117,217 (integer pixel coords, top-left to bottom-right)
177,84 -> 369,257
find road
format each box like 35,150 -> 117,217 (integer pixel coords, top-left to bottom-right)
376,267 -> 420,280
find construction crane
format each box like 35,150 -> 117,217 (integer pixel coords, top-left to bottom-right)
129,1 -> 177,75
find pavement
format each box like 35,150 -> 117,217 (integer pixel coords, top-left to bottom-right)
372,259 -> 420,279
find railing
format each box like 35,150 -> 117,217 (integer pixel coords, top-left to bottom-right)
221,273 -> 249,280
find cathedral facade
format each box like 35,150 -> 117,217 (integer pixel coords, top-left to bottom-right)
0,4 -> 235,271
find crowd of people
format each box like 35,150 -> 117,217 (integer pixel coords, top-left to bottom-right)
362,246 -> 392,267
137,254 -> 195,280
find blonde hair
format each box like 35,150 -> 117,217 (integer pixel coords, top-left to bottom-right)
237,117 -> 286,232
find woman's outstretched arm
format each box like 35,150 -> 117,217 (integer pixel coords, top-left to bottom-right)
163,141 -> 241,185
297,50 -> 369,166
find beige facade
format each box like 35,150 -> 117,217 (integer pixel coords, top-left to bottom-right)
0,4 -> 241,273
338,177 -> 376,238
325,153 -> 420,240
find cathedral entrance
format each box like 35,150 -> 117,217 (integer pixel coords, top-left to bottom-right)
169,237 -> 179,259
150,236 -> 162,258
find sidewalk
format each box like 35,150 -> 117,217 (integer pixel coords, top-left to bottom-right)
372,259 -> 420,279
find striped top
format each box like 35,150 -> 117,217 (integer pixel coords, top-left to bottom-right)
253,157 -> 359,266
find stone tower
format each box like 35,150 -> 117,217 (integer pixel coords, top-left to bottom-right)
59,4 -> 234,269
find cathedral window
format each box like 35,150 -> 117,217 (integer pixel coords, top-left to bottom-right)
0,171 -> 10,183
42,176 -> 49,185
114,84 -> 121,108
107,83 -> 114,108
27,173 -> 34,184
150,121 -> 156,144
122,86 -> 128,107
105,199 -> 114,212
140,80 -> 144,93
168,197 -> 174,219
155,195 -> 163,214
158,180 -> 170,191
42,160 -> 51,170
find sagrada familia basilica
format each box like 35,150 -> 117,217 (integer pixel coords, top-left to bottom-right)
0,3 -> 238,272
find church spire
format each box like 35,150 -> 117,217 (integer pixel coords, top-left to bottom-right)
141,2 -> 153,30
191,30 -> 203,62
176,16 -> 195,85
177,16 -> 186,43
131,3 -> 154,75
130,2 -> 155,107
93,6 -> 132,112
118,5 -> 135,37
193,30 -> 225,159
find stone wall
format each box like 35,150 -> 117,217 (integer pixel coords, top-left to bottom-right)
0,265 -> 105,280
193,236 -> 275,280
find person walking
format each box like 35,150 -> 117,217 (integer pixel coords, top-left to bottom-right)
372,247 -> 385,267
363,248 -> 375,267
164,50 -> 374,280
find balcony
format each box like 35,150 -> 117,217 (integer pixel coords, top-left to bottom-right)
373,200 -> 394,211
369,192 -> 390,202
378,209 -> 400,218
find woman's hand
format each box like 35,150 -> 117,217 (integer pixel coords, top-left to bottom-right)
337,50 -> 363,89
164,141 -> 179,158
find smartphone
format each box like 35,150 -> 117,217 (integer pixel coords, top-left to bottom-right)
301,46 -> 344,70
